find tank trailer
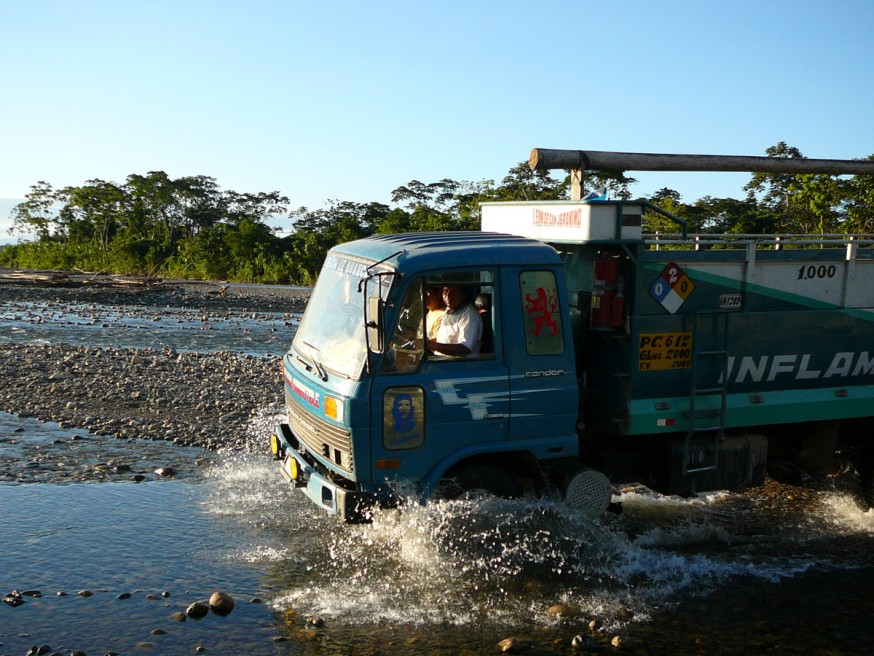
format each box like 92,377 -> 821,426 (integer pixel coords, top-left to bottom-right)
270,148 -> 874,520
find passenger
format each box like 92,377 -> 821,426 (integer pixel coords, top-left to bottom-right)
427,285 -> 482,356
425,286 -> 446,339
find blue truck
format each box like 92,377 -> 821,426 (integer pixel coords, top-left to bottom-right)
269,148 -> 874,521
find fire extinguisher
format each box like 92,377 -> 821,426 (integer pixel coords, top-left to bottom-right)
611,275 -> 625,328
591,257 -> 624,330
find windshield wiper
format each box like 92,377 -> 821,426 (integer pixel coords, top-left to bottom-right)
300,340 -> 328,381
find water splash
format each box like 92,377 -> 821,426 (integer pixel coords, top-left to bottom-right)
196,421 -> 874,632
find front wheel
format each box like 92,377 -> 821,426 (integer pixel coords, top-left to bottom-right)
436,464 -> 523,500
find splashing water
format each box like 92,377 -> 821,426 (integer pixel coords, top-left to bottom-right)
199,416 -> 874,634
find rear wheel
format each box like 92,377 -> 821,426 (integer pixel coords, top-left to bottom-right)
436,464 -> 523,500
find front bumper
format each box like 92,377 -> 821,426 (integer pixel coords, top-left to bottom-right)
270,423 -> 372,522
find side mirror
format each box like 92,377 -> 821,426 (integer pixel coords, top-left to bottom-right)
367,296 -> 384,353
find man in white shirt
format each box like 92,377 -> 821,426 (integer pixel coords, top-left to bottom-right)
426,285 -> 482,356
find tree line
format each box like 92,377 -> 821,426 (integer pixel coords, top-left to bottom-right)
2,142 -> 873,285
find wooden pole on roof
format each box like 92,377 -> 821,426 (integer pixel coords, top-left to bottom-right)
528,148 -> 874,200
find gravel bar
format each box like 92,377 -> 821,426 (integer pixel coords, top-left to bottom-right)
0,274 -> 309,452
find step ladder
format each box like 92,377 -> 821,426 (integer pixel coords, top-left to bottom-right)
683,311 -> 730,482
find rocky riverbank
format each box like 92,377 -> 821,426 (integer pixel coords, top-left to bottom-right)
0,268 -> 309,314
0,274 -> 309,476
0,343 -> 282,451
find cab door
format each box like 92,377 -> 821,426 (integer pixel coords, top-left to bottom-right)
504,267 -> 579,445
369,273 -> 510,483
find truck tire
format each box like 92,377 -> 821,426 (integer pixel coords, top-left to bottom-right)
437,464 -> 523,500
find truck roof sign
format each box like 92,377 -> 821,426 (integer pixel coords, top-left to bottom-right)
481,200 -> 643,243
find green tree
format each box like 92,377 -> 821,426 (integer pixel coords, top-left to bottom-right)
742,141 -> 839,233
287,201 -> 387,282
63,179 -> 126,252
694,195 -> 774,234
643,188 -> 690,235
9,181 -> 63,241
223,190 -> 290,226
844,159 -> 874,233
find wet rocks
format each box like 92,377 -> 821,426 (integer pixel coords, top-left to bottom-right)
0,342 -> 283,455
3,589 -> 24,606
304,614 -> 324,627
209,590 -> 235,616
497,636 -> 530,653
186,600 -> 210,619
571,633 -> 597,650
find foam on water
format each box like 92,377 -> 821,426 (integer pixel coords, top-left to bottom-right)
190,410 -> 874,632
820,492 -> 874,534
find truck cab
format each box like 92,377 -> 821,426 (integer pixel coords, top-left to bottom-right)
270,231 -> 594,520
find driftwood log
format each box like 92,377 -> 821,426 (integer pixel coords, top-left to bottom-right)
0,269 -> 162,290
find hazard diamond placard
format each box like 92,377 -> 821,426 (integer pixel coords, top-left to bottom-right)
649,262 -> 694,313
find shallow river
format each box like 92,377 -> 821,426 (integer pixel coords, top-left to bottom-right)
2,294 -> 874,655
0,298 -> 297,357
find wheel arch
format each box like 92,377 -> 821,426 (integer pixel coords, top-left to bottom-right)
420,449 -> 544,498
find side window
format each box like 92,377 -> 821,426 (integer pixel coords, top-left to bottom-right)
426,271 -> 494,359
520,271 -> 564,355
381,278 -> 424,374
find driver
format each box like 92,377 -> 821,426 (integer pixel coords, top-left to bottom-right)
426,285 -> 482,356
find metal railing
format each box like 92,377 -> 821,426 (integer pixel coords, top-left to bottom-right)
644,233 -> 874,251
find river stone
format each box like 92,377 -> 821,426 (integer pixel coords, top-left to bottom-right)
572,634 -> 597,651
497,637 -> 528,653
154,467 -> 176,477
170,611 -> 187,622
4,589 -> 25,607
186,600 -> 209,619
304,614 -> 325,627
209,590 -> 235,616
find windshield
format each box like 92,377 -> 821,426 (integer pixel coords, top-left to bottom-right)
293,254 -> 390,380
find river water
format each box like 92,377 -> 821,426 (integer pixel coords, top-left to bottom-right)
2,294 -> 874,655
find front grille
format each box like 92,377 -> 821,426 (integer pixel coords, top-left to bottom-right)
286,391 -> 354,473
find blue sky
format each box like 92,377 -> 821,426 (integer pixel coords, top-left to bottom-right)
2,0 -> 873,244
